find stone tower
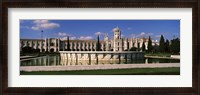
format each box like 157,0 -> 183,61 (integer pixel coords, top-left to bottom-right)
113,27 -> 121,52
104,33 -> 110,51
104,33 -> 109,41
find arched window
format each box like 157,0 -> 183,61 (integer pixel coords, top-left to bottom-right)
50,48 -> 54,52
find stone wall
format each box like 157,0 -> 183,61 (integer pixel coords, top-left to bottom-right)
60,51 -> 144,61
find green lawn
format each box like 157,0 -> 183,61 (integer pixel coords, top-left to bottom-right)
20,67 -> 180,75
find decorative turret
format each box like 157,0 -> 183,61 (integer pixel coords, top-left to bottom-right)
113,26 -> 120,32
104,33 -> 109,41
113,26 -> 121,40
113,27 -> 122,52
104,33 -> 110,51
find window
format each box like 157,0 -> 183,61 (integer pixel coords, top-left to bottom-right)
50,43 -> 54,46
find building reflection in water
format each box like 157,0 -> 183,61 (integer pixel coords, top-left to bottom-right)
20,55 -> 179,66
21,55 -> 146,66
21,56 -> 60,66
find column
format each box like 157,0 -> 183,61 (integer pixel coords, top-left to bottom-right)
48,38 -> 50,52
45,38 -> 47,52
55,39 -> 57,52
40,41 -> 42,52
120,53 -> 126,60
90,53 -> 96,60
58,38 -> 60,51
104,54 -> 111,60
112,53 -> 119,60
98,53 -> 104,60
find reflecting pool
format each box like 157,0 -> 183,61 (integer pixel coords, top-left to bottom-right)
20,55 -> 180,66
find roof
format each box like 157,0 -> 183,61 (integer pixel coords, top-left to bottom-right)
20,39 -> 44,41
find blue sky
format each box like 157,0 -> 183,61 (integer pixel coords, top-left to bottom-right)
20,20 -> 180,41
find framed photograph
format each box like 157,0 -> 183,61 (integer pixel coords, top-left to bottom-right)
1,0 -> 199,95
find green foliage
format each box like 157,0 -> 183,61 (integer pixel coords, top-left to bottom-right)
35,49 -> 40,52
122,38 -> 124,50
170,38 -> 180,54
22,46 -> 35,53
147,36 -> 152,52
96,35 -> 101,51
62,41 -> 65,51
45,51 -> 49,53
165,39 -> 170,53
159,35 -> 165,53
137,43 -> 140,51
129,47 -> 137,51
67,36 -> 70,51
152,44 -> 159,53
142,42 -> 146,52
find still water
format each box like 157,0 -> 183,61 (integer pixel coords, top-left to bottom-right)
20,55 -> 180,66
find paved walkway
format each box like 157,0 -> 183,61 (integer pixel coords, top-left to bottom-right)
20,63 -> 180,72
20,56 -> 35,59
145,56 -> 180,59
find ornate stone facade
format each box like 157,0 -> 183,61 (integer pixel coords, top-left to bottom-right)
20,27 -> 159,52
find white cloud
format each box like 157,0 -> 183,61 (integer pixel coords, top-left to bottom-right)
61,36 -> 76,40
20,26 -> 29,29
147,33 -> 154,36
58,32 -> 76,40
58,32 -> 71,37
70,36 -> 77,40
79,36 -> 93,40
137,32 -> 154,37
95,32 -> 102,35
31,20 -> 60,30
33,20 -> 49,24
60,37 -> 68,40
140,32 -> 146,37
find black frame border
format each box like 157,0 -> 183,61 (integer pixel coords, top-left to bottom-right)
1,0 -> 199,95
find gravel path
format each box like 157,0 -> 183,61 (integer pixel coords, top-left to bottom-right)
20,63 -> 180,72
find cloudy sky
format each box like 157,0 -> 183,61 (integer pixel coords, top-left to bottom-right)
20,20 -> 180,41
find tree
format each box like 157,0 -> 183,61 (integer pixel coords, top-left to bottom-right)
142,42 -> 146,52
62,40 -> 65,51
165,39 -> 170,53
129,47 -> 137,51
67,36 -> 70,51
159,35 -> 165,53
170,38 -> 180,54
122,38 -> 124,51
152,44 -> 159,53
22,46 -> 34,53
137,43 -> 140,51
147,36 -> 152,52
35,48 -> 40,52
96,35 -> 101,51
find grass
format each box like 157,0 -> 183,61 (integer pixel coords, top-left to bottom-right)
20,67 -> 180,75
145,53 -> 172,57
